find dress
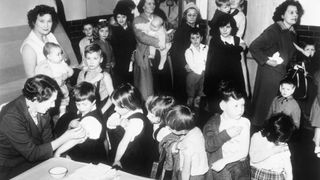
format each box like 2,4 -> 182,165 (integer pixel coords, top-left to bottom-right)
68,109 -> 107,163
0,96 -> 53,179
132,13 -> 159,100
110,25 -> 136,86
310,71 -> 320,127
204,35 -> 245,114
20,31 -> 60,67
250,22 -> 297,127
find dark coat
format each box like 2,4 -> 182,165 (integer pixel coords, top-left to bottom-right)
250,22 -> 297,126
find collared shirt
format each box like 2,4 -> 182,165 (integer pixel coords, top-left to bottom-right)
185,43 -> 208,75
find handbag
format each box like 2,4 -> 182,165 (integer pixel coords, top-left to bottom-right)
286,62 -> 308,99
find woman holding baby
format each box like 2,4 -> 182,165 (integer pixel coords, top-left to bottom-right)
249,0 -> 304,128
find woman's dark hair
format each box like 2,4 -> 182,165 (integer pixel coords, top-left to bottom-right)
272,0 -> 304,23
113,1 -> 135,23
27,4 -> 58,30
73,82 -> 96,103
146,95 -> 175,122
214,14 -> 238,36
111,83 -> 142,111
137,0 -> 147,13
166,105 -> 195,131
218,80 -> 245,102
22,74 -> 60,102
261,113 -> 296,144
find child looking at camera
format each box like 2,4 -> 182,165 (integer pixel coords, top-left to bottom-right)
267,78 -> 301,128
185,27 -> 208,108
79,21 -> 94,68
35,42 -> 74,117
203,81 -> 250,179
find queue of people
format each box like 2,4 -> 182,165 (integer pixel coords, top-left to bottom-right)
0,0 -> 319,180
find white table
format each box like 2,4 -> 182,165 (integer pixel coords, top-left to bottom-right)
11,157 -> 154,180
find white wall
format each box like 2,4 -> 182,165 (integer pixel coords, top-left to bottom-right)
299,0 -> 320,26
0,0 -> 56,28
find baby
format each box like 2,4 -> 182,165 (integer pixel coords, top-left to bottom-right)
135,16 -> 172,70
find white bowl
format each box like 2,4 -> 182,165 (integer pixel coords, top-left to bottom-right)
49,166 -> 68,179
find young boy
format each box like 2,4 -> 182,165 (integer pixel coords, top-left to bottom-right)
267,78 -> 301,128
79,21 -> 94,69
203,81 -> 250,179
185,27 -> 208,108
54,82 -> 108,163
35,42 -> 74,118
135,16 -> 172,70
77,43 -> 114,115
209,0 -> 231,36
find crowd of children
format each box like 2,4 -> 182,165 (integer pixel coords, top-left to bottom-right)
11,0 -> 320,180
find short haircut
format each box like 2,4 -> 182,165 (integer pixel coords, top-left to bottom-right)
84,43 -> 103,57
280,77 -> 296,87
218,80 -> 245,102
43,42 -> 61,57
145,95 -> 175,122
272,0 -> 304,23
27,5 -> 58,30
215,0 -> 230,7
166,105 -> 195,131
22,74 -> 60,102
301,40 -> 316,49
111,83 -> 142,111
261,113 -> 296,144
73,82 -> 96,102
214,13 -> 238,36
189,27 -> 203,37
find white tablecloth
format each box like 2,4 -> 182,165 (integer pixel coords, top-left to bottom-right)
11,157 -> 154,180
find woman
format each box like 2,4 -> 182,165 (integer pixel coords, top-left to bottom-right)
132,0 -> 160,100
111,2 -> 136,87
0,75 -> 86,180
249,0 -> 303,128
171,2 -> 205,103
107,83 -> 157,177
20,5 -> 62,78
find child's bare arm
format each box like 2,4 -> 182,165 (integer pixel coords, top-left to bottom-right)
54,137 -> 86,157
101,72 -> 114,113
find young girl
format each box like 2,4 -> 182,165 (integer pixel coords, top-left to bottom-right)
204,14 -> 246,113
166,105 -> 208,180
77,43 -> 114,115
54,82 -> 108,163
230,0 -> 246,38
106,83 -> 157,177
145,95 -> 175,142
203,81 -> 250,180
94,19 -> 115,74
250,113 -> 295,180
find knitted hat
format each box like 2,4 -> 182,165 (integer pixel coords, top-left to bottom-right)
183,2 -> 200,13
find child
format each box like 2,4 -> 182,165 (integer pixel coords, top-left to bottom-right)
145,95 -> 176,142
267,78 -> 301,128
230,0 -> 246,38
166,105 -> 209,180
135,16 -> 172,70
79,21 -> 94,69
54,82 -> 108,163
185,27 -> 208,108
209,0 -> 231,36
35,42 -> 74,117
250,113 -> 295,180
77,43 -> 114,115
94,19 -> 115,73
204,14 -> 246,113
106,83 -> 157,177
203,81 -> 250,179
